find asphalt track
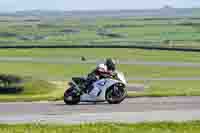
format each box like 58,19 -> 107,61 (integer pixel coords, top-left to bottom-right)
0,97 -> 200,124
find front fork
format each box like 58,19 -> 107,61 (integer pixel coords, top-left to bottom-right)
113,83 -> 125,97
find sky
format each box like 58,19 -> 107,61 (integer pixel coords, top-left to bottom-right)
0,0 -> 200,12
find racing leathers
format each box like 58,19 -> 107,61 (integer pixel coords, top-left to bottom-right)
86,63 -> 114,96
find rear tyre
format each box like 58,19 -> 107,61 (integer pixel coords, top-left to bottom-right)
64,87 -> 80,105
106,83 -> 127,104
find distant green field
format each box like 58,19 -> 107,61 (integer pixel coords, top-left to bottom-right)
0,17 -> 200,47
1,121 -> 200,133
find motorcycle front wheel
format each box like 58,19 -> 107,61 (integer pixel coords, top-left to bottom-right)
64,87 -> 80,105
105,83 -> 127,104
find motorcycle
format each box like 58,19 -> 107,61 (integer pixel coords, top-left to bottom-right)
64,71 -> 127,105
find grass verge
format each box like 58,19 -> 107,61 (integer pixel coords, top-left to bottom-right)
0,121 -> 200,133
0,62 -> 200,79
128,80 -> 200,97
0,80 -> 66,102
1,48 -> 200,62
1,79 -> 200,102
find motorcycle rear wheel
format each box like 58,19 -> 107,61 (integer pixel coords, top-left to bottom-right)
64,87 -> 80,105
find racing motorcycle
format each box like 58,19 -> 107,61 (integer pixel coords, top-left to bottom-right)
64,71 -> 127,105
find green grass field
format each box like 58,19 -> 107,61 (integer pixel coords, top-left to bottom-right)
1,17 -> 200,47
0,79 -> 65,102
1,16 -> 200,100
0,121 -> 200,133
128,80 -> 200,97
0,48 -> 200,100
1,48 -> 200,62
0,62 -> 199,79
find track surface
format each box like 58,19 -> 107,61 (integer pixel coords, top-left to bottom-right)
0,97 -> 200,124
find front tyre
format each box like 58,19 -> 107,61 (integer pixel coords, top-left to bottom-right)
106,83 -> 127,104
64,87 -> 80,105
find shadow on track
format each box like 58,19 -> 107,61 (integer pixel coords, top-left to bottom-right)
55,102 -> 111,106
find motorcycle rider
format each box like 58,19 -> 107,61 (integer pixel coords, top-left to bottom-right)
86,58 -> 116,96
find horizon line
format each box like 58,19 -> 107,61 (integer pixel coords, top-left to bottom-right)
0,6 -> 200,13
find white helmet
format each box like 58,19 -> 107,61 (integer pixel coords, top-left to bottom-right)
97,63 -> 107,72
